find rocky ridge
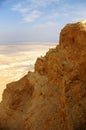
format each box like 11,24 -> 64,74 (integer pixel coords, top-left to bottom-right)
0,20 -> 86,130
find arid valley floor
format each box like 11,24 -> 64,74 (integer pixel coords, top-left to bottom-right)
0,43 -> 55,101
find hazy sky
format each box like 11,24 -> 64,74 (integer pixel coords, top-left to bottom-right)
0,0 -> 86,44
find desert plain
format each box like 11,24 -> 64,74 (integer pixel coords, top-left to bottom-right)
0,43 -> 55,101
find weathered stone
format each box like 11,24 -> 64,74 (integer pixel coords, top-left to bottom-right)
0,20 -> 86,130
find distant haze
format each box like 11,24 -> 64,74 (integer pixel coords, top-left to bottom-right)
0,43 -> 56,101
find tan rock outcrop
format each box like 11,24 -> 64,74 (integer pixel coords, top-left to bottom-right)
0,20 -> 86,130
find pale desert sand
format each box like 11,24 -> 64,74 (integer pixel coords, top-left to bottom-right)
0,43 -> 56,101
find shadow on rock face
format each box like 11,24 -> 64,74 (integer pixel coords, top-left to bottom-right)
74,123 -> 86,130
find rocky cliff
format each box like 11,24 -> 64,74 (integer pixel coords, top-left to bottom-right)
0,20 -> 86,130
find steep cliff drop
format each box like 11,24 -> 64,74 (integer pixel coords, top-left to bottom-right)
0,20 -> 86,130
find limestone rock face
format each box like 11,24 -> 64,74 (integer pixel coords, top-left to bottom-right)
0,20 -> 86,130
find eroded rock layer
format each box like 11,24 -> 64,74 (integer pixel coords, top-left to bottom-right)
0,21 -> 86,130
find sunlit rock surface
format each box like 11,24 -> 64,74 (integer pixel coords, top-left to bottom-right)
0,21 -> 86,130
